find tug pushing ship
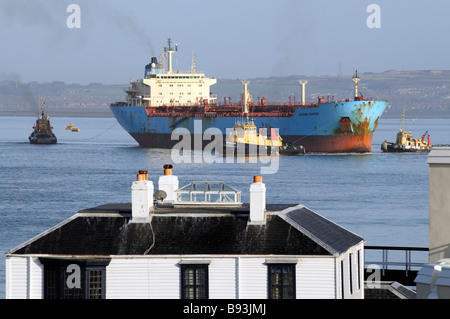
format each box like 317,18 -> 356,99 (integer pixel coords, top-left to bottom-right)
223,81 -> 306,156
110,39 -> 388,153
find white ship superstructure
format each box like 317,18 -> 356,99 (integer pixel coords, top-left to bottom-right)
125,39 -> 217,107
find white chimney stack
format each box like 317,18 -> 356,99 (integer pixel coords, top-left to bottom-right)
131,170 -> 154,223
249,175 -> 266,225
158,164 -> 179,203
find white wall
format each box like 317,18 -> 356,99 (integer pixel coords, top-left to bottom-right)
6,256 -> 43,299
106,256 -> 339,299
6,254 -> 361,299
297,257 -> 336,299
6,256 -> 28,299
339,247 -> 364,299
238,257 -> 267,299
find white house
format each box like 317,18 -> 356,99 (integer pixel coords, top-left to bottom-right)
6,167 -> 365,299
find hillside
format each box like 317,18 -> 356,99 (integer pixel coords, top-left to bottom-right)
1,70 -> 450,118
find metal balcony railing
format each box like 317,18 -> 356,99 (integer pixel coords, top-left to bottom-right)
364,246 -> 429,277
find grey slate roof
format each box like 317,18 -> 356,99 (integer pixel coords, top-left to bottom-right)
8,203 -> 363,257
280,206 -> 364,255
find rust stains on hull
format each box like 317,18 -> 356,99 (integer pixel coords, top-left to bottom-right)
131,132 -> 374,153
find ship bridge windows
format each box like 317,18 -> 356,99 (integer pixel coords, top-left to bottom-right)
127,98 -> 142,106
157,75 -> 203,79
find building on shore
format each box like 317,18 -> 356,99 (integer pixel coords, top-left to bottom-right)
6,166 -> 367,299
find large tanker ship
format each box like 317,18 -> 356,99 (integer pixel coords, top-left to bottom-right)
110,39 -> 387,153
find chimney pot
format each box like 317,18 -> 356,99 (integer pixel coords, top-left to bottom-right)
164,164 -> 173,176
254,175 -> 262,183
137,170 -> 148,181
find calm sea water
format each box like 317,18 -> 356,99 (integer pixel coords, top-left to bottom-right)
1,114 -> 447,298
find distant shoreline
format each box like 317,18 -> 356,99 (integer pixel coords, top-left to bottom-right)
0,110 -> 114,118
2,70 -> 450,119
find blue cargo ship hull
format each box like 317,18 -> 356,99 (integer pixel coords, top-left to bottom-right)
110,100 -> 387,153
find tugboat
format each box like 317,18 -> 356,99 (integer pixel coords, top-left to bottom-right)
224,118 -> 283,156
381,110 -> 431,152
223,119 -> 306,156
29,99 -> 57,144
223,81 -> 305,157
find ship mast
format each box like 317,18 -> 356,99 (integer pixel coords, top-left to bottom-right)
241,81 -> 251,121
352,70 -> 360,100
299,80 -> 308,105
191,53 -> 197,74
164,38 -> 178,74
40,98 -> 45,117
401,108 -> 405,131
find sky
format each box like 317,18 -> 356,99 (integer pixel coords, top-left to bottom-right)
0,0 -> 449,84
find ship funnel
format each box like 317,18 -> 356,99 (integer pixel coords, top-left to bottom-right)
131,170 -> 154,223
158,164 -> 179,204
249,175 -> 266,225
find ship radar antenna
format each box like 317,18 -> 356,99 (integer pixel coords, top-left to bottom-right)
352,70 -> 360,99
164,38 -> 178,74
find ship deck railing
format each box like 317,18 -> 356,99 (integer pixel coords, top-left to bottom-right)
364,245 -> 429,286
